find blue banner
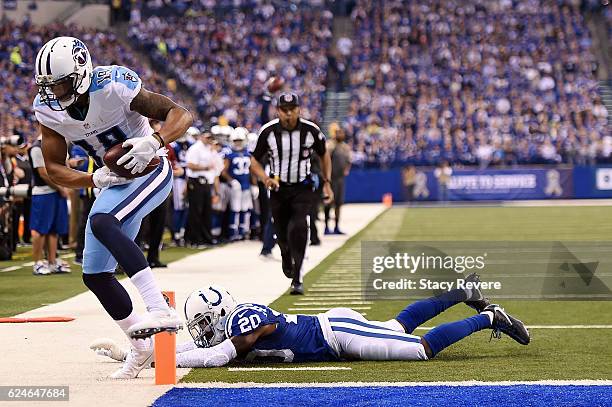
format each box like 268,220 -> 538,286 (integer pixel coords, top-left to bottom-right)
345,167 -> 575,202
574,166 -> 612,198
442,168 -> 573,201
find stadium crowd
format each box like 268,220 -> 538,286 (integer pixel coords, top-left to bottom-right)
127,0 -> 333,129
345,0 -> 609,168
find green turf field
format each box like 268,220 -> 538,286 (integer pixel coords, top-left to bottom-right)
183,205 -> 612,383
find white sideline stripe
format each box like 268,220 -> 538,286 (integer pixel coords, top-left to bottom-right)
177,380 -> 612,389
413,325 -> 612,330
288,307 -> 371,311
228,367 -> 352,372
0,266 -> 22,272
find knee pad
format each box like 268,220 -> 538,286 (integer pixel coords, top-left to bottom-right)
82,272 -> 133,320
89,213 -> 120,240
82,271 -> 115,292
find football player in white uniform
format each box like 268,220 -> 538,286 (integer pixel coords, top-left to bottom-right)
33,36 -> 192,379
92,276 -> 529,370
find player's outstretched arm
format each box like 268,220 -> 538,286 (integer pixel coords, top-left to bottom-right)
175,324 -> 275,368
129,88 -> 193,146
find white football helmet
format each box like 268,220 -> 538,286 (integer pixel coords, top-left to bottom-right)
211,125 -> 234,146
179,126 -> 200,143
230,127 -> 248,151
34,37 -> 93,111
184,285 -> 237,348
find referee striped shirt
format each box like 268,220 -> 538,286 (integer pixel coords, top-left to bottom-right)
253,118 -> 327,184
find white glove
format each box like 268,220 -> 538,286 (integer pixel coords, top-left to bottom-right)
250,185 -> 259,200
92,166 -> 130,189
231,179 -> 242,191
117,135 -> 161,175
90,338 -> 128,362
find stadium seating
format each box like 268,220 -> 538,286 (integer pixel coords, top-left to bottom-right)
1,1 -> 608,167
345,0 -> 609,168
127,1 -> 333,129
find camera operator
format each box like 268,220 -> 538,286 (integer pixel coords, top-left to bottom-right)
0,135 -> 27,259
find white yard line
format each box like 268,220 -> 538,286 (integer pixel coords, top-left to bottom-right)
0,266 -> 22,273
228,367 -> 352,372
0,204 -> 385,407
413,325 -> 612,330
176,379 -> 612,388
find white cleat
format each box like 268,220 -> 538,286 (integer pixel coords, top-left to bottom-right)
110,345 -> 154,379
33,260 -> 51,275
127,308 -> 183,339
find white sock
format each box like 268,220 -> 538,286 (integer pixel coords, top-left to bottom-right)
130,267 -> 170,312
116,310 -> 152,350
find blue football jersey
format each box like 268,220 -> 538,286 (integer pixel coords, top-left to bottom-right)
225,303 -> 338,363
226,150 -> 251,190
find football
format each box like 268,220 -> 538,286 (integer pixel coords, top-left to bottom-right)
103,143 -> 161,178
266,76 -> 284,93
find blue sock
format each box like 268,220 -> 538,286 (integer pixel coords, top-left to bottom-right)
396,289 -> 468,333
422,314 -> 491,358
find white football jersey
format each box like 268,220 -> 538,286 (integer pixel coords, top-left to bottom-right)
33,65 -> 151,166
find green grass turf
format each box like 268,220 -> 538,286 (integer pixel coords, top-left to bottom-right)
0,243 -> 202,318
183,205 -> 612,383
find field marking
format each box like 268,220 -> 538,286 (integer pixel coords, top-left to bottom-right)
0,266 -> 22,273
293,301 -> 373,306
176,379 -> 612,389
288,307 -> 371,311
228,367 -> 352,372
308,289 -> 362,293
413,325 -> 612,330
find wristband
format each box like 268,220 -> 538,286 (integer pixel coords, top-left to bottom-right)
152,132 -> 164,148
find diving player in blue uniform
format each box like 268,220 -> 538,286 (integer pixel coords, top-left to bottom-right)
92,276 -> 529,370
223,127 -> 254,240
34,36 -> 192,379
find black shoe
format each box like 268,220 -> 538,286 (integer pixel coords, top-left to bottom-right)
290,282 -> 304,295
148,260 -> 167,268
310,239 -> 321,246
282,257 -> 293,279
482,304 -> 530,345
464,273 -> 491,312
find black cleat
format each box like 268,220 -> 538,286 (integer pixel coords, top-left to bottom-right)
290,282 -> 304,295
282,257 -> 294,279
482,304 -> 530,345
464,273 -> 491,313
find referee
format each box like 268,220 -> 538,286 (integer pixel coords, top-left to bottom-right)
251,93 -> 333,295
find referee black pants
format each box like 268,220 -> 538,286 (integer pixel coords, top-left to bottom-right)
185,178 -> 214,245
269,184 -> 315,285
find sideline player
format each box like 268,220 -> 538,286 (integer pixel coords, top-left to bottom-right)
33,36 -> 192,378
92,275 -> 530,369
223,127 -> 253,240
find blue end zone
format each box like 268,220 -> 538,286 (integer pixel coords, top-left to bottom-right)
153,385 -> 612,407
